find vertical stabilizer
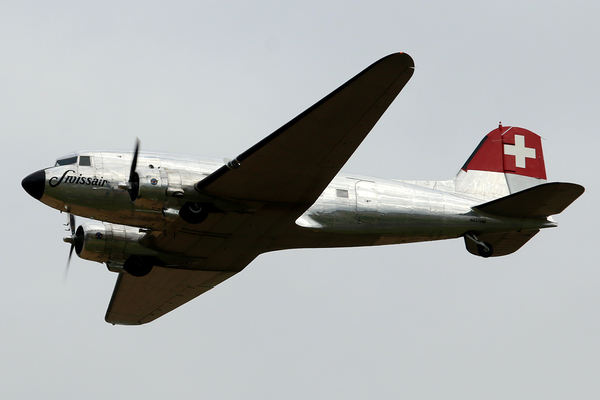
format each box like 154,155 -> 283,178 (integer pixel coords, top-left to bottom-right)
455,126 -> 547,199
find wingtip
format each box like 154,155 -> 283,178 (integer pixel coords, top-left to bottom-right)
389,52 -> 414,67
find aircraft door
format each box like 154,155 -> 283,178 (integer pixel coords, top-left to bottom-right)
75,153 -> 107,203
77,152 -> 108,189
90,152 -> 104,180
76,154 -> 94,184
355,180 -> 378,224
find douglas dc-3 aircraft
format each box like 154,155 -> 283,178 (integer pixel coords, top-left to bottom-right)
22,53 -> 584,325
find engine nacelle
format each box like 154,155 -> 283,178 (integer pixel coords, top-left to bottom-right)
132,167 -> 207,210
75,222 -> 156,264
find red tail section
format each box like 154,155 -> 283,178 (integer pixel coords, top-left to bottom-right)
455,126 -> 548,197
462,126 -> 546,180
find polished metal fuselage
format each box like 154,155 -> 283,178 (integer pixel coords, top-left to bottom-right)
37,150 -> 554,254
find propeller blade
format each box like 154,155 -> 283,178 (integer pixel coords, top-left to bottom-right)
129,138 -> 140,184
127,139 -> 141,202
64,243 -> 74,283
63,213 -> 77,283
69,212 -> 75,235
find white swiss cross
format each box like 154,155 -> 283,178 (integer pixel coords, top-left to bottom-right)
504,134 -> 536,169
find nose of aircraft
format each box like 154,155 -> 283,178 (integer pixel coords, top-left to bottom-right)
22,169 -> 46,200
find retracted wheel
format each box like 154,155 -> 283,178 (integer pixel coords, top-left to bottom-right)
465,232 -> 494,258
123,255 -> 153,277
179,202 -> 209,224
477,242 -> 494,258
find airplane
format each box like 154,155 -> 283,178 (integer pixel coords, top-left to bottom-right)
21,52 -> 584,325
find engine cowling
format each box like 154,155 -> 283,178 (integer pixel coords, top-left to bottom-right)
131,167 -> 208,210
75,222 -> 156,264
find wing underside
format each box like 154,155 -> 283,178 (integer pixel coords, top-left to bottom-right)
196,52 -> 415,204
105,266 -> 242,325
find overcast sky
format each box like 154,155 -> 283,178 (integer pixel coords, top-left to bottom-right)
2,1 -> 599,399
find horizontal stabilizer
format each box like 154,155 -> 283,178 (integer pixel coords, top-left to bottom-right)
473,182 -> 584,218
464,230 -> 539,257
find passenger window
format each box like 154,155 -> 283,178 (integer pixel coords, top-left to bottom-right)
55,156 -> 77,166
336,189 -> 349,198
79,156 -> 91,166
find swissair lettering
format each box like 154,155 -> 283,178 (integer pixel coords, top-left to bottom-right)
49,169 -> 109,188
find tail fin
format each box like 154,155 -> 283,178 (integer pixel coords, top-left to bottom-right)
455,125 -> 547,199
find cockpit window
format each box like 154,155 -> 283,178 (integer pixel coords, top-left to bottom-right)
55,156 -> 78,166
79,156 -> 91,166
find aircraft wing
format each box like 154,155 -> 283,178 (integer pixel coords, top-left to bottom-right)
105,265 -> 246,325
104,203 -> 308,325
105,53 -> 415,325
196,52 -> 415,204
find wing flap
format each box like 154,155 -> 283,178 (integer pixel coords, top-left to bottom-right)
473,182 -> 584,218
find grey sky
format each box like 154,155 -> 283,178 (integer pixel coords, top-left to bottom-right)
2,1 -> 599,399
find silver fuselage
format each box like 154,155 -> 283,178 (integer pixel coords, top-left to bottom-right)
37,150 -> 554,255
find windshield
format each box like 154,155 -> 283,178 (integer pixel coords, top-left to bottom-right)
55,156 -> 78,166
